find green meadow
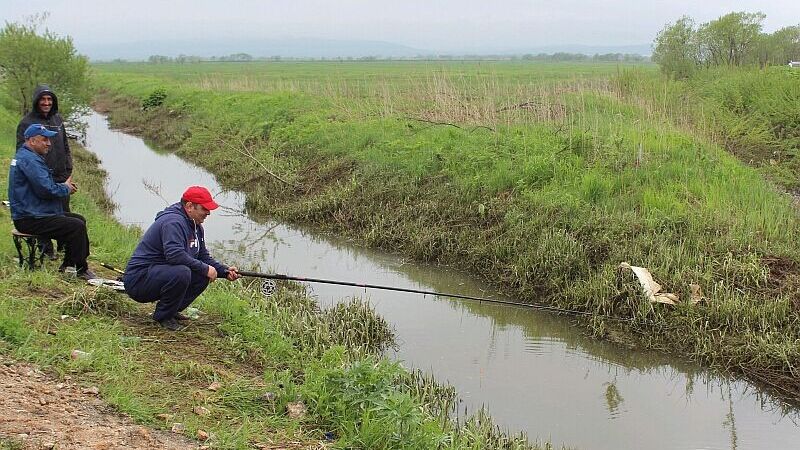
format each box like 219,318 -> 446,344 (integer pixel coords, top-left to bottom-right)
92,60 -> 800,399
0,91 -> 549,448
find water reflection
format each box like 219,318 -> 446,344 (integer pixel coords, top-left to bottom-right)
602,380 -> 625,419
84,111 -> 799,450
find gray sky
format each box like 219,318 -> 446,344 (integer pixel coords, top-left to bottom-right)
2,0 -> 799,54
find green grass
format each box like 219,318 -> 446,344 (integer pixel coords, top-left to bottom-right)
614,65 -> 800,190
91,60 -> 800,401
0,89 -> 550,449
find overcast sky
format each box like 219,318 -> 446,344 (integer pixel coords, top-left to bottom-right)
2,0 -> 799,54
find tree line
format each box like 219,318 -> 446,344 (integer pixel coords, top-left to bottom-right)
148,53 -> 254,63
143,52 -> 649,64
653,11 -> 800,79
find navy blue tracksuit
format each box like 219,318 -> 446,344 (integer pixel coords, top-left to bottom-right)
122,203 -> 228,321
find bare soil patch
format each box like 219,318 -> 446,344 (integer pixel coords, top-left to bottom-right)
0,356 -> 198,450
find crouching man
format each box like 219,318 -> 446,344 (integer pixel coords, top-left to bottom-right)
123,186 -> 240,331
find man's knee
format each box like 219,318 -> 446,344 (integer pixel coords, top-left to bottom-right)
171,265 -> 192,285
62,216 -> 86,235
65,212 -> 86,224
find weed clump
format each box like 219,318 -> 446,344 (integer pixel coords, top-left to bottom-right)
234,279 -> 396,357
141,88 -> 167,110
55,286 -> 133,316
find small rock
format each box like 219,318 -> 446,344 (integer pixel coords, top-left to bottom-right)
207,381 -> 221,392
82,386 -> 100,395
60,314 -> 70,320
286,401 -> 306,419
197,430 -> 210,441
261,392 -> 277,403
70,349 -> 91,360
171,423 -> 185,434
136,427 -> 151,440
56,383 -> 66,389
42,442 -> 56,450
155,413 -> 172,421
193,405 -> 210,416
38,397 -> 48,405
17,433 -> 28,439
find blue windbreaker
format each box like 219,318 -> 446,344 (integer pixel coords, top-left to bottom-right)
123,203 -> 228,277
7,145 -> 69,220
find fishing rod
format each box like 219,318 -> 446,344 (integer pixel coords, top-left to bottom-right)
236,270 -> 600,318
99,262 -> 629,321
101,263 -> 125,274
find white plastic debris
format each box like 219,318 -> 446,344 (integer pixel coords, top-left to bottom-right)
618,262 -> 680,305
184,307 -> 201,319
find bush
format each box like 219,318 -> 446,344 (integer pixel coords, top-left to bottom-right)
141,88 -> 167,110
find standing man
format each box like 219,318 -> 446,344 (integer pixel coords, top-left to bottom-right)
123,186 -> 240,331
9,124 -> 94,280
16,85 -> 73,258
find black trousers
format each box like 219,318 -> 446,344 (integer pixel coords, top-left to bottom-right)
40,197 -> 70,253
14,212 -> 90,272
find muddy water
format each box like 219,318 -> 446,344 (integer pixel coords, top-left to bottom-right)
84,112 -> 799,450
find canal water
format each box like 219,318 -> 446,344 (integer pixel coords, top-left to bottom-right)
84,112 -> 799,449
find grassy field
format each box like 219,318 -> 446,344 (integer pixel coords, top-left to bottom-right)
91,60 -> 800,401
0,93 -> 550,449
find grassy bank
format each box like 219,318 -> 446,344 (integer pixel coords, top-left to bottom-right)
614,66 -> 800,192
92,60 -> 800,402
0,95 -> 550,449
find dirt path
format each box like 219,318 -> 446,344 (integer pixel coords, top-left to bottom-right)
0,356 -> 198,450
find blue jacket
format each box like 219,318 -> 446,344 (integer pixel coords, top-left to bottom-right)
8,145 -> 70,220
124,203 -> 228,278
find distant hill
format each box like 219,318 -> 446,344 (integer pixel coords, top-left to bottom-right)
80,38 -> 651,61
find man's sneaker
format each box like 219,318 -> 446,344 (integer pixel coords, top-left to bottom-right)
78,269 -> 98,281
174,312 -> 192,321
58,265 -> 77,278
157,318 -> 184,332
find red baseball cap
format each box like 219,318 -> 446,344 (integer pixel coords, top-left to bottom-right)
181,186 -> 219,210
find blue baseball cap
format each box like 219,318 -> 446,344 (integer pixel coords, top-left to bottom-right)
24,124 -> 58,139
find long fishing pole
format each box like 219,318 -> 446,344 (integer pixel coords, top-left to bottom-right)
100,263 -> 628,321
237,270 -> 599,318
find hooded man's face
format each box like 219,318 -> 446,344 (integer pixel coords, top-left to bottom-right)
37,94 -> 53,115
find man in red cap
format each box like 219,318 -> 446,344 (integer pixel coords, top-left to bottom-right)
122,186 -> 240,331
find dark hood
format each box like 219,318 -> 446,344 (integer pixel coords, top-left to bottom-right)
32,84 -> 59,118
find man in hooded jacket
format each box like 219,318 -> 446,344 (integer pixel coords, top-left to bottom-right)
122,186 -> 240,331
16,85 -> 73,257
